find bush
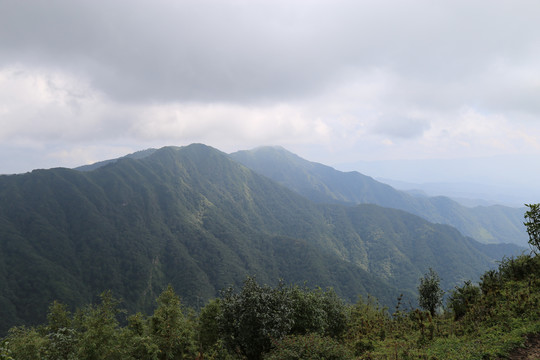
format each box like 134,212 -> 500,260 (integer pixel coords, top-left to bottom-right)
346,295 -> 388,356
218,277 -> 294,360
447,281 -> 481,320
217,278 -> 348,359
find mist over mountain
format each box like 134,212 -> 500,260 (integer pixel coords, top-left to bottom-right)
0,144 -> 523,335
336,156 -> 540,208
376,179 -> 509,207
230,146 -> 528,247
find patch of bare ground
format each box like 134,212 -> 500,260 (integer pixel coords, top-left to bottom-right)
504,333 -> 540,360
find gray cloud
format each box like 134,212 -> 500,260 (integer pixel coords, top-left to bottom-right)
1,0 -> 538,106
1,0 -> 540,178
372,116 -> 431,139
1,1 -> 346,103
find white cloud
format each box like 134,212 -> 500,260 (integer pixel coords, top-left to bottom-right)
0,66 -> 107,142
130,102 -> 334,148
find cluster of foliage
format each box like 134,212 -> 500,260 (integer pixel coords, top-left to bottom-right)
0,278 -> 351,360
349,253 -> 540,359
2,253 -> 539,360
524,203 -> 540,254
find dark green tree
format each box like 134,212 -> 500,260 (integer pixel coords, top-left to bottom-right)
150,285 -> 197,360
197,298 -> 222,354
42,301 -> 78,360
447,280 -> 481,320
417,268 -> 444,317
524,203 -> 540,254
288,285 -> 348,338
218,277 -> 294,360
74,291 -> 125,360
46,301 -> 72,333
43,328 -> 78,360
3,326 -> 46,360
319,288 -> 348,339
122,312 -> 159,360
288,286 -> 327,336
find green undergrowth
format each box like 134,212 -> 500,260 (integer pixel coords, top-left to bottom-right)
354,253 -> 540,359
2,254 -> 539,360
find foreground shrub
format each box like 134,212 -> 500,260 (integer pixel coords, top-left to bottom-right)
447,280 -> 481,320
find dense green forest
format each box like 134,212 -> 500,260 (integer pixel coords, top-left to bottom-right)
0,145 -> 522,335
2,252 -> 539,359
230,146 -> 528,246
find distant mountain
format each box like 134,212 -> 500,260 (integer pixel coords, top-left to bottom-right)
378,178 -> 522,207
0,144 -> 520,334
336,155 -> 540,207
230,146 -> 528,246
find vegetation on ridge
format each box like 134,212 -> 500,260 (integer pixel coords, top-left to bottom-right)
2,205 -> 539,358
3,202 -> 538,359
1,251 -> 539,359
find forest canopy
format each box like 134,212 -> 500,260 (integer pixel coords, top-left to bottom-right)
2,252 -> 539,360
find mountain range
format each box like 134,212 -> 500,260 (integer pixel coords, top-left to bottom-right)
0,144 -> 525,334
230,146 -> 528,247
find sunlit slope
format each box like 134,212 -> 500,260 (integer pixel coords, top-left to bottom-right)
231,146 -> 527,246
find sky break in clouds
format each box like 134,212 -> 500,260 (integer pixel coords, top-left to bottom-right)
1,0 -> 540,201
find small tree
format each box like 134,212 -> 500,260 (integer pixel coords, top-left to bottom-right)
150,285 -> 197,360
417,268 -> 444,317
197,298 -> 222,354
524,203 -> 540,255
43,301 -> 78,360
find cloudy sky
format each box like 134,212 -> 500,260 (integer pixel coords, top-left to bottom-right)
1,0 -> 540,196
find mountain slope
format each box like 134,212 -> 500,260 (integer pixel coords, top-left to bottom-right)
230,146 -> 528,246
0,144 -> 514,334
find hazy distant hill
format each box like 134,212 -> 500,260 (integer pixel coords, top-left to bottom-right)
0,144 -> 519,334
230,146 -> 528,246
378,178 -> 522,207
337,155 -> 540,207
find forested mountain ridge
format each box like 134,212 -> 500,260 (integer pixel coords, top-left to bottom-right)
0,144 -> 520,334
230,146 -> 527,246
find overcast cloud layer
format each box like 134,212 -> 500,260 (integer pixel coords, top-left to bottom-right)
1,0 -> 540,196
